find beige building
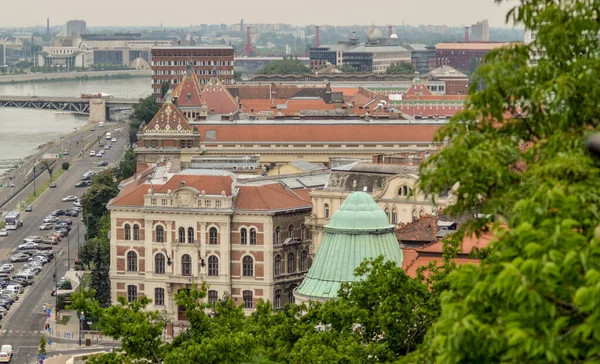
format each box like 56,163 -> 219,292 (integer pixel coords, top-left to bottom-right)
306,161 -> 452,250
108,167 -> 314,318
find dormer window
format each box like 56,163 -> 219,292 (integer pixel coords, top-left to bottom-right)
187,93 -> 192,102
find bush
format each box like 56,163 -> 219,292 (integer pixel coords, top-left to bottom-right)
61,280 -> 72,290
62,162 -> 70,171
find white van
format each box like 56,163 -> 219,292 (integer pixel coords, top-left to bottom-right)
105,132 -> 111,140
0,345 -> 12,358
15,273 -> 34,285
5,285 -> 23,294
98,121 -> 104,128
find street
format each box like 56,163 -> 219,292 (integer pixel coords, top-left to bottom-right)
0,122 -> 128,364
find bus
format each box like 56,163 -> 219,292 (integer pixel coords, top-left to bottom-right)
4,211 -> 22,230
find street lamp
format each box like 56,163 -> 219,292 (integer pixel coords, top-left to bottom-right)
32,162 -> 37,196
79,311 -> 85,346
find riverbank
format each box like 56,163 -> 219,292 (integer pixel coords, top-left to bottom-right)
0,69 -> 151,84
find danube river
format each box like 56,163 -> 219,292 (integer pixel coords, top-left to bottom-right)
0,77 -> 150,165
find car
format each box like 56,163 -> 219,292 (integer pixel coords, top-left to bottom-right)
90,127 -> 95,131
0,230 -> 6,237
85,180 -> 92,186
58,219 -> 72,226
56,229 -> 69,238
73,201 -> 82,207
22,264 -> 41,273
81,175 -> 91,181
0,352 -> 11,363
75,181 -> 87,188
0,300 -> 12,310
0,265 -> 13,273
62,150 -> 69,156
43,216 -> 58,223
39,223 -> 53,231
62,195 -> 78,202
55,223 -> 71,231
9,254 -> 30,262
18,242 -> 39,250
51,209 -> 66,216
24,236 -> 42,243
49,182 -> 57,188
64,210 -> 79,217
30,255 -> 48,263
89,151 -> 96,157
98,161 -> 109,167
99,142 -> 104,147
112,137 -> 117,142
45,233 -> 60,242
104,145 -> 110,150
24,205 -> 32,212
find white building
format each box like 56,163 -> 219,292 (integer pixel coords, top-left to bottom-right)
470,20 -> 490,42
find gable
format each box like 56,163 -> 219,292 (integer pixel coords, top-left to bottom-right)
143,102 -> 195,134
201,77 -> 239,114
174,72 -> 203,108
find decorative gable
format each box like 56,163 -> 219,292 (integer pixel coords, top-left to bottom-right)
200,77 -> 239,115
405,77 -> 433,96
143,102 -> 195,134
173,71 -> 203,108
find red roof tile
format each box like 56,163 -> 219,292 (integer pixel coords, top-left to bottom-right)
395,215 -> 440,243
111,183 -> 150,207
241,99 -> 288,113
236,184 -> 311,211
155,175 -> 233,196
417,230 -> 496,254
143,102 -> 195,134
333,87 -> 360,97
405,79 -> 433,96
174,72 -> 203,107
284,99 -> 336,114
404,255 -> 480,278
201,77 -> 239,114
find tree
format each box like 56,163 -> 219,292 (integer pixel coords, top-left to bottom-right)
466,57 -> 479,77
114,149 -> 137,182
386,62 -> 415,74
39,336 -> 46,356
233,70 -> 242,81
406,0 -> 600,362
257,59 -> 310,74
81,172 -> 119,240
132,96 -> 159,124
338,64 -> 357,73
61,162 -> 69,170
160,82 -> 170,98
39,159 -> 54,181
67,287 -> 104,321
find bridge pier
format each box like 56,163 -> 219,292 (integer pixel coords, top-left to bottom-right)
89,99 -> 107,122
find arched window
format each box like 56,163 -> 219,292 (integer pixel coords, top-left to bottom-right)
178,227 -> 185,243
242,256 -> 254,277
208,256 -> 218,276
133,224 -> 140,240
403,185 -> 408,196
419,209 -> 425,217
392,209 -> 398,224
287,225 -> 294,239
274,289 -> 282,308
324,203 -> 330,218
181,254 -> 192,276
127,251 -> 137,272
154,288 -> 165,306
250,228 -> 257,245
274,255 -> 282,276
124,224 -> 131,240
300,251 -> 308,271
243,290 -> 253,309
385,208 -> 390,221
240,228 -> 247,245
300,224 -> 306,240
156,226 -> 164,243
274,227 -> 281,245
288,285 -> 297,304
412,210 -> 418,222
209,227 -> 218,244
188,227 -> 194,243
155,253 -> 165,274
287,253 -> 295,273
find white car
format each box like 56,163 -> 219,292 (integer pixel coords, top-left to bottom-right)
24,235 -> 43,243
89,150 -> 96,157
62,195 -> 78,202
39,223 -> 54,230
0,264 -> 13,272
73,201 -> 81,207
18,242 -> 39,250
111,137 -> 117,142
43,216 -> 58,223
0,229 -> 7,237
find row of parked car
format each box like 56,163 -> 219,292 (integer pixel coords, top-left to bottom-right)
39,198 -> 81,233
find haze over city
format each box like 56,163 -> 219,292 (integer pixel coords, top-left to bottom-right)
1,0 -> 519,28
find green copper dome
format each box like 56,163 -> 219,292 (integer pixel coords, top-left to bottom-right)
326,192 -> 395,233
295,192 -> 403,302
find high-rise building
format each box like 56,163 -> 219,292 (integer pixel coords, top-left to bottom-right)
470,20 -> 490,42
66,20 -> 86,37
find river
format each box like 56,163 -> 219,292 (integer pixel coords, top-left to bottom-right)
0,77 -> 150,172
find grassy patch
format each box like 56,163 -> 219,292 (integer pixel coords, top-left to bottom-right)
23,168 -> 66,207
59,314 -> 71,325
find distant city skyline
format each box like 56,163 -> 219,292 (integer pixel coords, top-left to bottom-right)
1,0 -> 519,29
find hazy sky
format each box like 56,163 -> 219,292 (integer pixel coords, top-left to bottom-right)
1,0 -> 519,28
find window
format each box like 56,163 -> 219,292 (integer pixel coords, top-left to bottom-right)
205,130 -> 217,140
243,256 -> 254,277
274,227 -> 281,245
208,256 -> 218,276
133,224 -> 140,240
300,224 -> 306,240
151,198 -> 157,205
188,227 -> 194,243
156,226 -> 164,243
155,253 -> 165,274
274,255 -> 282,276
243,290 -> 253,309
186,93 -> 191,102
127,285 -> 137,303
412,210 -> 418,222
205,200 -> 212,207
209,227 -> 218,244
420,210 -> 425,217
154,288 -> 165,306
127,251 -> 137,272
161,199 -> 167,206
403,186 -> 408,196
287,253 -> 295,274
287,225 -> 294,239
178,227 -> 185,243
181,254 -> 192,276
392,210 -> 398,224
300,251 -> 308,271
124,224 -> 131,240
324,204 -> 330,218
208,290 -> 218,305
288,285 -> 296,304
385,208 -> 390,221
274,289 -> 281,308
215,200 -> 222,207
240,228 -> 247,245
250,228 -> 257,245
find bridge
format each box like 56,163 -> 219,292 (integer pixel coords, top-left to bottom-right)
0,96 -> 139,122
0,159 -> 24,169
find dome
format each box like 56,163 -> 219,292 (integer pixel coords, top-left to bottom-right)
326,192 -> 394,233
367,27 -> 383,42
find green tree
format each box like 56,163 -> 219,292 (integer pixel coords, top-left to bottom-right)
39,159 -> 54,181
39,336 -> 46,356
466,56 -> 479,77
386,61 -> 415,74
81,176 -> 118,240
61,162 -> 69,170
132,96 -> 159,125
114,149 -> 137,181
66,287 -> 104,320
160,81 -> 170,98
407,0 -> 600,362
338,64 -> 357,73
233,70 -> 243,81
257,59 -> 310,74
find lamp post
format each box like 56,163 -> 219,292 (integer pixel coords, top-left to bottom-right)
79,311 -> 85,346
67,232 -> 71,271
54,256 -> 58,322
33,162 -> 36,196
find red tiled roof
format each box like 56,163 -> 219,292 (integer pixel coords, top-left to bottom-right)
405,80 -> 433,96
143,102 -> 195,134
404,255 -> 480,278
195,124 -> 440,143
395,215 -> 440,243
284,99 -> 336,114
417,230 -> 496,254
155,175 -> 233,196
111,183 -> 150,207
174,72 -> 203,107
404,95 -> 467,101
201,77 -> 239,114
241,99 -> 288,113
236,184 -> 311,211
333,87 -> 360,97
393,102 -> 464,118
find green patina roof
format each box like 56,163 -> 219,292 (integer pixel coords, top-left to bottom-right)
295,192 -> 403,301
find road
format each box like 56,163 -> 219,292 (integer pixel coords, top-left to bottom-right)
0,124 -> 128,364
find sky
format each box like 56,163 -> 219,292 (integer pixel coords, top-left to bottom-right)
1,0 -> 519,28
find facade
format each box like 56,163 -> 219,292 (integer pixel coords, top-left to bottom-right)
435,42 -> 511,71
309,43 -> 356,71
405,44 -> 436,74
108,168 -> 314,317
427,65 -> 470,95
342,45 -> 411,73
151,46 -> 235,101
66,20 -> 86,37
294,191 -> 403,303
470,20 -> 490,42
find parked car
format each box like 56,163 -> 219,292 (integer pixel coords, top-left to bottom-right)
89,151 -> 96,157
49,182 -> 57,188
98,161 -> 109,167
56,229 -> 68,238
9,254 -> 30,262
46,233 -> 60,242
75,181 -> 87,188
112,137 -> 117,142
85,180 -> 92,186
55,223 -> 71,231
24,236 -> 42,243
65,210 -> 79,217
24,205 -> 32,212
58,219 -> 72,226
51,209 -> 66,216
62,195 -> 78,202
18,242 -> 39,250
42,236 -> 59,245
0,265 -> 13,273
72,207 -> 82,212
73,201 -> 82,207
43,216 -> 58,223
0,230 -> 6,237
39,223 -> 53,231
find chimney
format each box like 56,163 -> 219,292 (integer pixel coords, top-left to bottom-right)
464,26 -> 469,43
388,25 -> 393,38
315,26 -> 320,47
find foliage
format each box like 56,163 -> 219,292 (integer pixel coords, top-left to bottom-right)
338,64 -> 357,73
39,159 -> 54,181
161,82 -> 170,98
60,280 -> 72,290
233,70 -> 243,81
406,0 -> 600,362
466,57 -> 479,77
81,172 -> 119,240
61,162 -> 69,170
386,61 -> 415,74
114,149 -> 137,181
66,287 -> 104,320
39,336 -> 46,355
257,59 -> 310,74
132,96 -> 159,124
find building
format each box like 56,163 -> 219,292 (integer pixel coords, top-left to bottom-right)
470,20 -> 490,42
38,36 -> 93,69
66,20 -> 86,37
108,166 -> 315,317
151,46 -> 235,101
405,44 -> 436,74
435,42 -> 511,71
294,191 -> 404,303
309,43 -> 356,71
342,44 -> 411,73
427,65 -> 469,95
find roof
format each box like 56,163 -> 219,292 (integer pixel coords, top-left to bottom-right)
404,256 -> 480,278
143,102 -> 195,134
194,124 -> 441,143
201,77 -> 239,115
326,192 -> 395,232
395,215 -> 440,243
405,78 -> 433,96
155,175 -> 233,196
417,230 -> 497,254
288,160 -> 326,172
435,42 -> 513,51
173,71 -> 203,107
240,172 -> 330,189
326,163 -> 419,193
346,45 -> 409,54
152,45 -> 233,50
110,183 -> 149,207
333,87 -> 360,98
406,44 -> 430,51
235,184 -> 311,211
428,65 -> 468,79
